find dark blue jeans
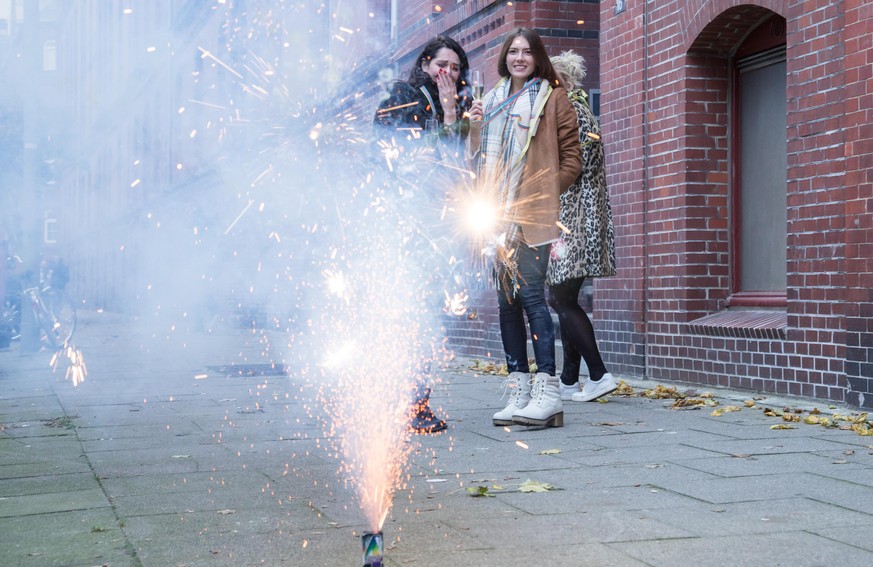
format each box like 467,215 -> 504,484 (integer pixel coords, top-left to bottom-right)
496,243 -> 556,376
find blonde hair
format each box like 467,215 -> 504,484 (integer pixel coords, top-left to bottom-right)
549,50 -> 587,89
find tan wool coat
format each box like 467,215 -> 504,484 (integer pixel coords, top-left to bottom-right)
470,85 -> 583,246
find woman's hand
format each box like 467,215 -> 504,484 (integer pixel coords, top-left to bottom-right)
436,69 -> 458,124
469,99 -> 484,122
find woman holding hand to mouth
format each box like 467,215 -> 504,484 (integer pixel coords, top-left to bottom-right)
467,28 -> 582,428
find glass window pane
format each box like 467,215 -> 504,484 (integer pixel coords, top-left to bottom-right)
739,60 -> 787,292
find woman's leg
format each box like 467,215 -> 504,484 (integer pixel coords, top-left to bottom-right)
509,244 -> 563,427
513,244 -> 555,376
547,278 -> 608,382
497,276 -> 531,374
548,279 -> 583,385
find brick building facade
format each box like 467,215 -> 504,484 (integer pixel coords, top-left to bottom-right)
393,1 -> 871,409
593,0 -> 872,409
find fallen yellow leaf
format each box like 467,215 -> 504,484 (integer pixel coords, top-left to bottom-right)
518,479 -> 554,493
770,424 -> 796,430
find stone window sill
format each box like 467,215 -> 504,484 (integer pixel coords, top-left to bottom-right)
687,310 -> 787,340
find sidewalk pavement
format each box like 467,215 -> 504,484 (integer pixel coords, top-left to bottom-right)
1,311 -> 872,567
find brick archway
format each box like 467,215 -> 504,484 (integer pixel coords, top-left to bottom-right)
682,1 -> 786,54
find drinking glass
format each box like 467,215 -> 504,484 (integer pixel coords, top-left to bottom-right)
470,70 -> 484,100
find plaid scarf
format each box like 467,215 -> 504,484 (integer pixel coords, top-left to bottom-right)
478,77 -> 549,245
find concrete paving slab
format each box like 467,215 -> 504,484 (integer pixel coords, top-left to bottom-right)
810,523 -> 873,553
655,496 -> 873,536
0,509 -> 135,567
0,471 -> 97,498
651,471 -> 869,507
671,450 -> 869,478
613,530 -> 873,566
0,487 -> 109,517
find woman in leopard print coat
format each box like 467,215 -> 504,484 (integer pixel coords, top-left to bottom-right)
547,51 -> 618,403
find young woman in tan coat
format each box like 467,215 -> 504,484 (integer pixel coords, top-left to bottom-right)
468,28 -> 582,428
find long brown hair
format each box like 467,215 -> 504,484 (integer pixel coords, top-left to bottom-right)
496,27 -> 563,88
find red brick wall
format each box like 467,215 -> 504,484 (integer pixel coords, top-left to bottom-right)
842,0 -> 873,407
595,0 -> 648,375
599,0 -> 871,408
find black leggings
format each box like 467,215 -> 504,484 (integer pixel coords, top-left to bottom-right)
547,278 -> 608,384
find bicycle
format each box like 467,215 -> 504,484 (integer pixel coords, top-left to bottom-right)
1,256 -> 76,349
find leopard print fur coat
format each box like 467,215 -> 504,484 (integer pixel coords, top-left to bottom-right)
547,89 -> 616,285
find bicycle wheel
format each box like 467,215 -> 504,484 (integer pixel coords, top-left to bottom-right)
42,291 -> 77,348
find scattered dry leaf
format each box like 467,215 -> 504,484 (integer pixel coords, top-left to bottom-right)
671,398 -> 706,409
770,424 -> 796,430
518,479 -> 554,493
539,449 -> 562,455
711,406 -> 741,417
466,486 -> 494,497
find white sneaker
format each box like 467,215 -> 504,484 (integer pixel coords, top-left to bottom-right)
559,381 -> 580,401
571,373 -> 618,402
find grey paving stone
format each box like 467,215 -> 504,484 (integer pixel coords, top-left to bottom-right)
0,471 -> 97,498
655,496 -> 873,536
0,488 -> 110,517
686,433 -> 859,457
613,530 -> 873,566
651,471 -> 870,508
3,518 -> 135,567
811,523 -> 873,552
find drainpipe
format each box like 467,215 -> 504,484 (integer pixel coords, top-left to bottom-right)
642,0 -> 650,379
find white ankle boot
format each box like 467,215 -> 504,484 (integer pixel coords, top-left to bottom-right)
492,372 -> 532,426
512,373 -> 563,427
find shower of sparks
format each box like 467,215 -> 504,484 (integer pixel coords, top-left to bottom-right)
50,345 -> 88,387
119,0 -> 472,540
459,192 -> 500,237
444,290 -> 469,316
323,269 -> 348,298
